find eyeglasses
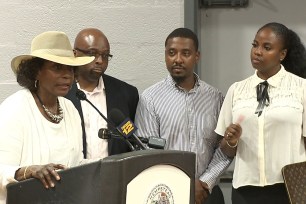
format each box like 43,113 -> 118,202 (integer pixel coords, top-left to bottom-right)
75,48 -> 113,61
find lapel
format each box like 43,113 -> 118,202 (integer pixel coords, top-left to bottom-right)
103,75 -> 116,115
103,75 -> 115,154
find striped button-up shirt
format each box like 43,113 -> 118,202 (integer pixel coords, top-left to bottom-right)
135,74 -> 232,189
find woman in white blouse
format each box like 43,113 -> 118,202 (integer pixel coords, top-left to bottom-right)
215,22 -> 306,204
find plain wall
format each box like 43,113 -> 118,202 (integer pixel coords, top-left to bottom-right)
200,0 -> 306,95
0,0 -> 184,102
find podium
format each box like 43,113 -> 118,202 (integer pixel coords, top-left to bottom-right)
6,150 -> 195,204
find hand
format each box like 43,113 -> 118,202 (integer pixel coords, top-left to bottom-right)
195,179 -> 209,204
25,163 -> 66,189
224,123 -> 242,146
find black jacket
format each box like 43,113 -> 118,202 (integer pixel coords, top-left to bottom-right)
65,74 -> 139,158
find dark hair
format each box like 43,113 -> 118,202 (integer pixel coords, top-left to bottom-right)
258,22 -> 306,78
165,28 -> 199,51
16,57 -> 45,92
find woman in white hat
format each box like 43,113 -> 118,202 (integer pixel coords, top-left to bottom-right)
0,31 -> 94,203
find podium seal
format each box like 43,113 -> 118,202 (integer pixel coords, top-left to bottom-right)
146,183 -> 174,204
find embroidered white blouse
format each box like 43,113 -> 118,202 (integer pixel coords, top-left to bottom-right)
215,66 -> 306,189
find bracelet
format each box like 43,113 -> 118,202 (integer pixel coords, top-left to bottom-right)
226,140 -> 238,148
23,166 -> 29,180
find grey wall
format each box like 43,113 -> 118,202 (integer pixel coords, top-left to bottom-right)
0,0 -> 184,103
200,0 -> 306,95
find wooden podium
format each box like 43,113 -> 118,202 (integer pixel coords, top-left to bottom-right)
6,150 -> 195,204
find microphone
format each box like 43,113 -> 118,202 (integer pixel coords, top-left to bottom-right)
75,89 -> 135,151
146,137 -> 166,149
98,128 -> 112,139
98,128 -> 148,142
108,108 -> 147,150
98,128 -> 166,149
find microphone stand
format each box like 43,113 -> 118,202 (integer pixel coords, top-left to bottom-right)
76,89 -> 135,151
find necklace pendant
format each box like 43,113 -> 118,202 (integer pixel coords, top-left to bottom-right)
42,104 -> 63,123
36,93 -> 64,123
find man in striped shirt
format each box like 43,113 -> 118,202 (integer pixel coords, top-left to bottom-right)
135,28 -> 232,204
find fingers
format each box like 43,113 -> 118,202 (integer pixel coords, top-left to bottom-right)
45,165 -> 59,187
39,168 -> 54,188
195,180 -> 209,204
55,164 -> 67,170
200,181 -> 209,191
53,164 -> 67,174
225,123 -> 242,140
224,124 -> 241,149
195,180 -> 204,204
31,163 -> 64,189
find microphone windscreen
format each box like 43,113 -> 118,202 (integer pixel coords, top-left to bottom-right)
98,128 -> 111,139
148,137 -> 166,149
76,89 -> 87,100
109,108 -> 126,126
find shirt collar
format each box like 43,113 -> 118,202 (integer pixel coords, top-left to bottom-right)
251,65 -> 286,88
77,76 -> 105,94
96,76 -> 105,92
167,73 -> 200,90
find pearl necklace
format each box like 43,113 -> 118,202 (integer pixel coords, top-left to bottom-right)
36,94 -> 63,123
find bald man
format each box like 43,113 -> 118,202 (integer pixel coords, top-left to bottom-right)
65,28 -> 139,159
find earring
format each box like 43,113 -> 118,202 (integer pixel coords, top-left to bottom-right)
35,80 -> 38,88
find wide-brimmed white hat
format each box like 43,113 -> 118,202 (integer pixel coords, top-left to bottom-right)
11,31 -> 94,73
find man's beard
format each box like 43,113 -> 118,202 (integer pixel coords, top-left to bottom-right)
171,75 -> 185,84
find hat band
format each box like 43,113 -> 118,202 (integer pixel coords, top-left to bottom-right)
31,49 -> 74,57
